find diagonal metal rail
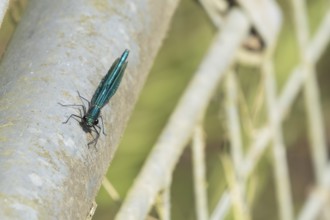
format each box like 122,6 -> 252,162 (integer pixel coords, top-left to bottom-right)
0,0 -> 180,219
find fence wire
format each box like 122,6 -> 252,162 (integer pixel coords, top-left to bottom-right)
108,1 -> 330,220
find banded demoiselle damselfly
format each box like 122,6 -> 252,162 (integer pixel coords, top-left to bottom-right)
60,49 -> 129,147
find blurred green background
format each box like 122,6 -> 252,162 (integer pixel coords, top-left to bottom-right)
1,0 -> 329,219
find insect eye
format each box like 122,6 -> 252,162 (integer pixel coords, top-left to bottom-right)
94,119 -> 99,125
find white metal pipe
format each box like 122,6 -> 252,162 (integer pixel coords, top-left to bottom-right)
0,0 -> 179,219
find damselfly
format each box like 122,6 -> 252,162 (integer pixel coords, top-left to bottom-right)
60,49 -> 129,147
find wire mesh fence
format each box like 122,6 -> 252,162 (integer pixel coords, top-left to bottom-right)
107,0 -> 330,219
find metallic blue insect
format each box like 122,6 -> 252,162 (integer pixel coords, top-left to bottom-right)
60,49 -> 129,147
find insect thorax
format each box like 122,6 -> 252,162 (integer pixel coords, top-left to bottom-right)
84,106 -> 101,126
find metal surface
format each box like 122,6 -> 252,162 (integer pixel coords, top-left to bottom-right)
0,0 -> 179,219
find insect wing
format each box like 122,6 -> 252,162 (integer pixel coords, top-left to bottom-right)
92,60 -> 127,108
107,61 -> 127,99
95,61 -> 127,107
91,58 -> 119,105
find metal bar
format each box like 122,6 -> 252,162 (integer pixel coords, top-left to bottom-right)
115,8 -> 251,220
237,0 -> 282,45
263,58 -> 294,220
290,1 -> 329,218
290,0 -> 328,185
102,178 -> 120,201
298,164 -> 330,220
0,0 -> 180,218
221,154 -> 251,220
224,71 -> 251,219
192,125 -> 208,220
210,191 -> 231,220
156,183 -> 171,220
225,72 -> 243,174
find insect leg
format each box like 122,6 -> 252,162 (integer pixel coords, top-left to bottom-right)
62,114 -> 82,124
77,91 -> 90,109
58,102 -> 87,115
88,126 -> 100,148
99,115 -> 106,136
58,102 -> 85,109
95,124 -> 106,137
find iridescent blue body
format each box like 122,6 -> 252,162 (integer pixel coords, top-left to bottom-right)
84,49 -> 129,126
60,49 -> 129,146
